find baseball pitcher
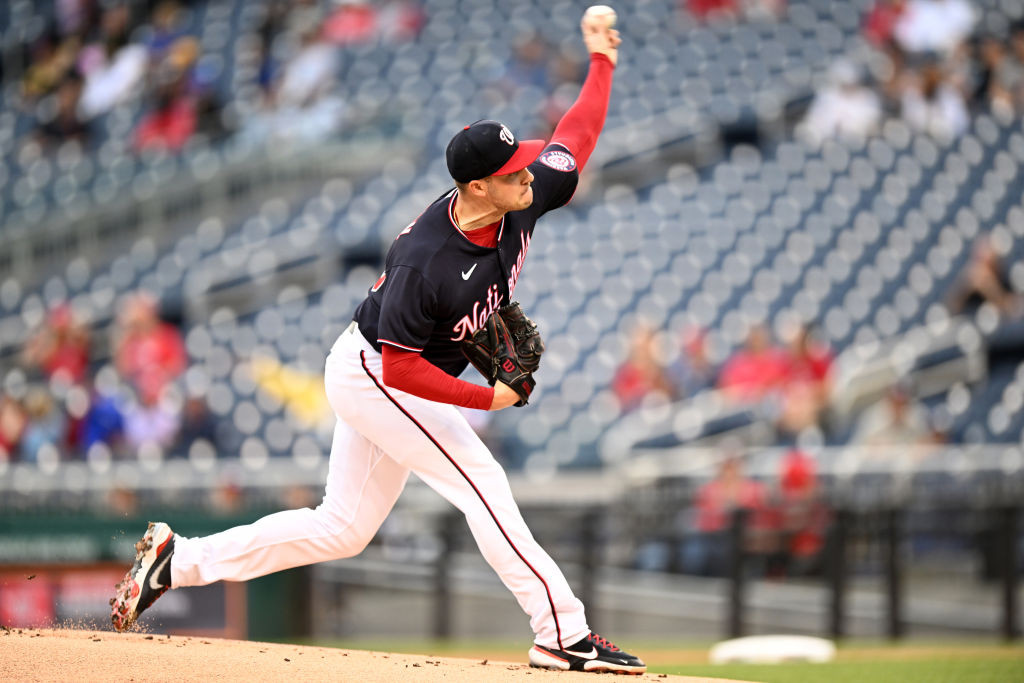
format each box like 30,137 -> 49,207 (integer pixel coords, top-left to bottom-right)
111,7 -> 644,674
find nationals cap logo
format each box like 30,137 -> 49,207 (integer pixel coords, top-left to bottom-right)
538,149 -> 577,172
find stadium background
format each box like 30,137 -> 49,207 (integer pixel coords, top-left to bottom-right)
0,0 -> 1022,664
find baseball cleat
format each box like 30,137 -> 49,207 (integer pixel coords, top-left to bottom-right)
110,522 -> 175,632
529,632 -> 646,675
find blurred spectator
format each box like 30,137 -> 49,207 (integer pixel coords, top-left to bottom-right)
22,29 -> 80,101
22,304 -> 91,385
777,324 -> 834,436
687,0 -> 740,22
193,83 -> 229,143
377,0 -> 426,43
0,395 -> 28,462
176,395 -> 218,456
36,73 -> 92,147
799,60 -> 882,145
894,0 -> 976,56
773,450 -> 828,576
144,1 -> 188,63
970,34 -> 1016,115
744,0 -> 787,22
853,381 -> 932,446
157,34 -> 227,143
77,5 -> 147,120
717,323 -> 788,403
612,324 -> 673,412
113,294 -> 187,404
900,60 -> 969,139
275,26 -> 338,110
242,18 -> 343,145
1006,21 -> 1024,108
55,0 -> 100,39
133,48 -> 198,153
666,327 -> 717,400
864,0 -> 909,49
322,0 -> 378,44
946,234 -> 1022,316
69,382 -> 124,455
781,325 -> 834,393
687,0 -> 784,22
19,388 -> 67,463
322,0 -> 424,44
255,1 -> 291,93
124,389 -> 181,451
682,456 -> 774,576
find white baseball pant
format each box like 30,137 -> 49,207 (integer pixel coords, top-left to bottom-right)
170,323 -> 589,649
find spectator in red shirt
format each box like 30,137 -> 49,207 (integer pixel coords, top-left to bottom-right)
322,0 -> 424,44
22,304 -> 91,385
774,450 -> 829,576
717,323 -> 789,402
134,90 -> 196,152
323,0 -> 378,44
612,323 -> 673,412
113,294 -> 186,404
133,51 -> 197,153
782,324 -> 833,386
864,0 -> 908,48
686,0 -> 740,22
694,457 -> 769,532
778,324 -> 834,436
683,456 -> 776,576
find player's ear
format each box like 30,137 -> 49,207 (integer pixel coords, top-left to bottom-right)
466,178 -> 490,198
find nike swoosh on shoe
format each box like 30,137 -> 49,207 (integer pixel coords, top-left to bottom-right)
148,553 -> 172,591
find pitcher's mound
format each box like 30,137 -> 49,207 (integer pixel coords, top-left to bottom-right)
0,628 -> 755,682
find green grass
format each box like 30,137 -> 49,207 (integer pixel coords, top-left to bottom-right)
661,658 -> 1024,683
296,637 -> 1024,682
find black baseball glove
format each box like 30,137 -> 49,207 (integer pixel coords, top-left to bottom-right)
460,302 -> 544,407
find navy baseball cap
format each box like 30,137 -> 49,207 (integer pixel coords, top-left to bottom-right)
446,120 -> 545,183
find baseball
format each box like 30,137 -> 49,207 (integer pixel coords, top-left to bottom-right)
583,4 -> 617,28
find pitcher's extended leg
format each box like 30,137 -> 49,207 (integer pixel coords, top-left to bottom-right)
171,419 -> 409,587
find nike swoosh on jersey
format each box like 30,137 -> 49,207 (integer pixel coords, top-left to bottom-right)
461,263 -> 478,280
149,553 -> 172,591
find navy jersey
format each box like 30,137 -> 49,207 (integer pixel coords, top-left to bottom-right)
353,143 -> 579,376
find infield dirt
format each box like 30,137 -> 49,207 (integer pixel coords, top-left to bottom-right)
0,628 -> 758,682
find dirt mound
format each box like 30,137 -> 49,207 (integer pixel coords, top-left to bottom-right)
0,627 -> 754,682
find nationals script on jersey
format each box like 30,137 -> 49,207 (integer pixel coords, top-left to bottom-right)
352,143 -> 579,376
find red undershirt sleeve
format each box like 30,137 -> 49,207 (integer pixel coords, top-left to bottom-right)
382,345 -> 494,410
550,53 -> 615,172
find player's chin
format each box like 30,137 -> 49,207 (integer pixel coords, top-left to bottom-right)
519,188 -> 534,209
